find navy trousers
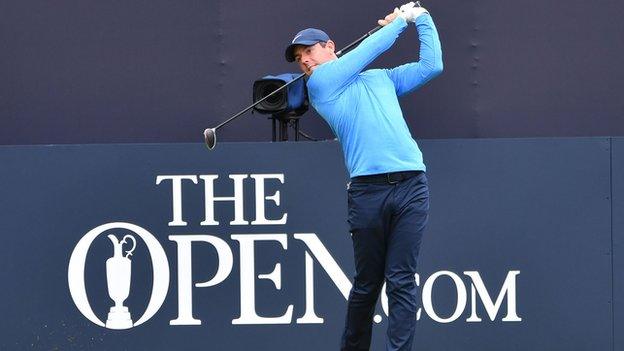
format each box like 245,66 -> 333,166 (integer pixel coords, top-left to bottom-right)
340,172 -> 429,351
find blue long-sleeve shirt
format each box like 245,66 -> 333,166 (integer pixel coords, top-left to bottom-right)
307,15 -> 443,177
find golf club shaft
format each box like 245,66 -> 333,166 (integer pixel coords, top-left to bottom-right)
210,17 -> 402,133
338,1 -> 421,55
212,30 -> 368,132
214,72 -> 306,130
335,26 -> 382,56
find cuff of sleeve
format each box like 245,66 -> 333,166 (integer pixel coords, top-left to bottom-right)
415,12 -> 431,25
380,16 -> 407,32
395,16 -> 408,26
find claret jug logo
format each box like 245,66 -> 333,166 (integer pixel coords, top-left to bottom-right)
105,233 -> 136,329
67,222 -> 170,330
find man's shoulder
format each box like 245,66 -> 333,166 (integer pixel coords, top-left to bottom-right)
309,67 -> 388,93
307,63 -> 333,89
361,68 -> 387,77
360,69 -> 391,83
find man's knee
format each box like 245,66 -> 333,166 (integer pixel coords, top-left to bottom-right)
385,273 -> 418,298
351,278 -> 384,302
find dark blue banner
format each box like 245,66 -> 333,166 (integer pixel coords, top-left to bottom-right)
613,137 -> 624,351
0,139 -> 616,350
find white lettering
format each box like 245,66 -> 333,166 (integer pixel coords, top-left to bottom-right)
293,233 -> 352,300
168,235 -> 234,325
156,175 -> 198,226
465,270 -> 522,322
200,175 -> 248,226
422,271 -> 467,323
250,174 -> 287,225
231,234 -> 293,324
295,252 -> 325,324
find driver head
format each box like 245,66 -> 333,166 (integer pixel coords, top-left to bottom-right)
204,128 -> 217,150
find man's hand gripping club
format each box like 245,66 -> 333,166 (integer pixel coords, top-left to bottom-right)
377,2 -> 429,26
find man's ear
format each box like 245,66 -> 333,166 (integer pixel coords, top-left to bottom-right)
326,40 -> 336,52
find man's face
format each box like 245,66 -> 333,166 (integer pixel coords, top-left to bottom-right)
293,41 -> 336,76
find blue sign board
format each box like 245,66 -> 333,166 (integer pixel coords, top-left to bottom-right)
0,138 -> 618,350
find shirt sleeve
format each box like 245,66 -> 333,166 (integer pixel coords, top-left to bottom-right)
385,14 -> 443,97
310,17 -> 408,98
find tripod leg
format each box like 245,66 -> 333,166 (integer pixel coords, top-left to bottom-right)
282,120 -> 289,141
295,120 -> 300,141
272,117 -> 276,142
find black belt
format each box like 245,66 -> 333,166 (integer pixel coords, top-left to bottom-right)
351,171 -> 423,184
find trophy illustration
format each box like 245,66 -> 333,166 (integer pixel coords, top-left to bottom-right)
105,234 -> 137,329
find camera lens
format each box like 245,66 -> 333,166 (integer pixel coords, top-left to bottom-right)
262,83 -> 285,107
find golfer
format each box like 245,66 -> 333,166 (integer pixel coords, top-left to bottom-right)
285,2 -> 442,350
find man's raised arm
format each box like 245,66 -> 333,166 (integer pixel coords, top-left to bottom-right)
386,12 -> 443,97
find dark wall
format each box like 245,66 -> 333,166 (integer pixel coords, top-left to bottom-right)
2,0 -> 623,145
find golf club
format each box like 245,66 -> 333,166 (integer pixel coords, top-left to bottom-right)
203,1 -> 421,150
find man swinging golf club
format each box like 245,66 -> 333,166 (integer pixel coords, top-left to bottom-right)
285,2 -> 442,350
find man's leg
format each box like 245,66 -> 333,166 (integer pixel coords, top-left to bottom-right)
341,183 -> 391,351
384,173 -> 429,351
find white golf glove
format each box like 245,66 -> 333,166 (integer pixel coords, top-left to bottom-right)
378,2 -> 429,26
398,2 -> 429,22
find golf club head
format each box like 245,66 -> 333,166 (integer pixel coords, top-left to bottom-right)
204,128 -> 217,150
